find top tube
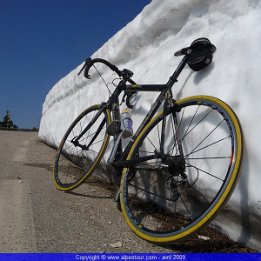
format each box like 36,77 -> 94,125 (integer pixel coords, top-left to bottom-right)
124,84 -> 168,92
123,55 -> 188,92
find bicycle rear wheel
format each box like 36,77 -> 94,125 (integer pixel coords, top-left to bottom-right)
120,96 -> 243,243
53,104 -> 111,191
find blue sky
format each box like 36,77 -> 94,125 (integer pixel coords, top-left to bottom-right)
0,0 -> 151,128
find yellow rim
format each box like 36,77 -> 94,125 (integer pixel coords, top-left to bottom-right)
120,95 -> 243,243
53,104 -> 111,191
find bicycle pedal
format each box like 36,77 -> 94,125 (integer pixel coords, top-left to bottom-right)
106,120 -> 121,136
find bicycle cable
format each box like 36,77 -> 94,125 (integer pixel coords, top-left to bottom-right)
93,64 -> 112,95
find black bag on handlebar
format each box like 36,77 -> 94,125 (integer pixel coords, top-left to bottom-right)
187,38 -> 216,71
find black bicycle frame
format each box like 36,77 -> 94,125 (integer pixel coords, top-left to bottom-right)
113,55 -> 188,168
74,55 -> 188,169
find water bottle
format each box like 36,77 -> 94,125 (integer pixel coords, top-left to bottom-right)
121,108 -> 133,138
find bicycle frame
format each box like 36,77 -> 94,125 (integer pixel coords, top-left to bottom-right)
110,55 -> 188,169
73,55 -> 188,171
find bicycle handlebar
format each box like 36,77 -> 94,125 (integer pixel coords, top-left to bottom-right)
77,57 -> 121,78
77,57 -> 136,85
77,57 -> 137,108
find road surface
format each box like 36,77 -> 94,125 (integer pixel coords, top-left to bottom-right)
0,131 -> 255,253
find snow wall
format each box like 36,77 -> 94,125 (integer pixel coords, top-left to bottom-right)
39,0 -> 261,250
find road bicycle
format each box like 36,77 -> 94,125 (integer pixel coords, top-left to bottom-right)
53,38 -> 243,243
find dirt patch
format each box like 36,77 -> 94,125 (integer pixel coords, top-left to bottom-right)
78,182 -> 257,253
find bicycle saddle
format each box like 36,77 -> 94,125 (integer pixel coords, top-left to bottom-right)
174,38 -> 216,56
174,38 -> 216,71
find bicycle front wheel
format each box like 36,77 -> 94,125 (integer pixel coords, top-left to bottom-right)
120,96 -> 243,243
53,104 -> 111,191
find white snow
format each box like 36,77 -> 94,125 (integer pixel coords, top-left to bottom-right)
39,0 -> 261,250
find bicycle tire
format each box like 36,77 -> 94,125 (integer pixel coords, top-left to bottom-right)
53,104 -> 111,191
120,95 -> 243,243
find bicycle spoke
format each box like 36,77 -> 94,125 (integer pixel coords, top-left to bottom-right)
129,182 -> 177,203
88,138 -> 104,148
54,105 -> 110,190
186,119 -> 225,157
173,108 -> 214,152
179,194 -> 192,220
184,105 -> 201,138
146,136 -> 158,151
185,135 -> 231,157
186,162 -> 224,181
186,156 -> 230,160
122,96 -> 242,241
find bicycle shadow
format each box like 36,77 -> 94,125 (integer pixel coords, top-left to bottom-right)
176,71 -> 193,100
175,63 -> 215,100
65,177 -> 116,199
237,145 -> 253,245
66,190 -> 115,199
193,62 -> 215,85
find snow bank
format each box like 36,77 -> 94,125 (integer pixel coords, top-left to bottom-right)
39,0 -> 261,250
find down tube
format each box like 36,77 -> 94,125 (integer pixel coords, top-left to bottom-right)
119,90 -> 167,161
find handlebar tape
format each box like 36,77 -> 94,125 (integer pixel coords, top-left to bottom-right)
78,57 -> 122,78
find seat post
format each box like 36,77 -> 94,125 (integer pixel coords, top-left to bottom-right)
167,55 -> 189,88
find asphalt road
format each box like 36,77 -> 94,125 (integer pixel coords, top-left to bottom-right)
0,131 -> 169,253
0,131 -> 255,253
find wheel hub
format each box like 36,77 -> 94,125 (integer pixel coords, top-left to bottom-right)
165,155 -> 186,176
